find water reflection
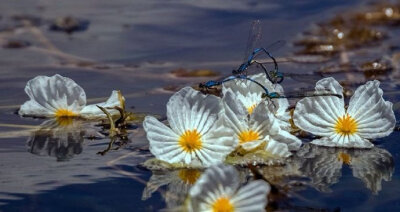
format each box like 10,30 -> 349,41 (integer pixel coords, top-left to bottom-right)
297,144 -> 394,194
27,118 -> 101,161
142,168 -> 203,209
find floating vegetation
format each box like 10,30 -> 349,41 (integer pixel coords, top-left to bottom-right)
352,3 -> 400,26
294,25 -> 385,56
293,3 -> 400,57
170,68 -> 219,77
317,58 -> 393,75
96,93 -> 138,155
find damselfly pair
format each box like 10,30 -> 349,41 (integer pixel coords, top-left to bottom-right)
199,20 -> 341,100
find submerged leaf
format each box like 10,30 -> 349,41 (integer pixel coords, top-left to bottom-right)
225,149 -> 286,166
142,158 -> 204,171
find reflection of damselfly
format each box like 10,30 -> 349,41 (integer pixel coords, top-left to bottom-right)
232,20 -> 285,84
199,75 -> 342,100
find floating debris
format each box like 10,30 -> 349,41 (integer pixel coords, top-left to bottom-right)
295,25 -> 385,56
352,4 -> 400,26
170,68 -> 219,77
316,59 -> 392,76
49,16 -> 90,34
2,40 -> 31,49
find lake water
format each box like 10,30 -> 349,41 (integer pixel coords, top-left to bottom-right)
0,0 -> 399,211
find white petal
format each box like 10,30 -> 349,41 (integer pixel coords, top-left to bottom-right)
315,77 -> 344,95
167,87 -> 221,135
252,103 -> 301,151
19,100 -> 54,117
189,164 -> 240,211
19,74 -> 86,117
265,139 -> 292,158
223,91 -> 249,135
241,140 -> 265,151
143,116 -> 187,163
80,90 -> 123,119
347,80 -> 396,139
271,129 -> 302,151
200,117 -> 237,166
222,75 -> 263,111
293,78 -> 345,137
231,180 -> 270,212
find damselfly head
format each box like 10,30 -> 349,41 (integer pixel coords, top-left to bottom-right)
199,80 -> 219,89
261,93 -> 268,99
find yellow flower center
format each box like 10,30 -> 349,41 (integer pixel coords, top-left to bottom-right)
55,109 -> 77,117
178,129 -> 202,153
334,114 -> 358,136
247,104 -> 257,115
212,197 -> 234,212
337,152 -> 352,165
238,130 -> 260,144
178,169 -> 201,185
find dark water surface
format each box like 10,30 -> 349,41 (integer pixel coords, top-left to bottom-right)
1,0 -> 400,211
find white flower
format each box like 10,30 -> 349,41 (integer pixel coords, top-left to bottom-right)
19,74 -> 123,119
143,87 -> 236,167
223,90 -> 300,156
293,77 -> 396,148
222,73 -> 291,128
188,164 -> 270,212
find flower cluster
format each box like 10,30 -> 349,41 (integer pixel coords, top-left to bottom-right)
144,75 -> 396,167
144,73 -> 301,167
19,74 -> 396,168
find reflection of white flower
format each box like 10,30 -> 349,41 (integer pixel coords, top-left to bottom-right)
27,118 -> 100,161
188,164 -> 270,212
143,87 -> 236,167
19,74 -> 123,119
142,169 -> 203,209
294,77 -> 395,148
223,90 -> 298,157
297,144 -> 394,194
